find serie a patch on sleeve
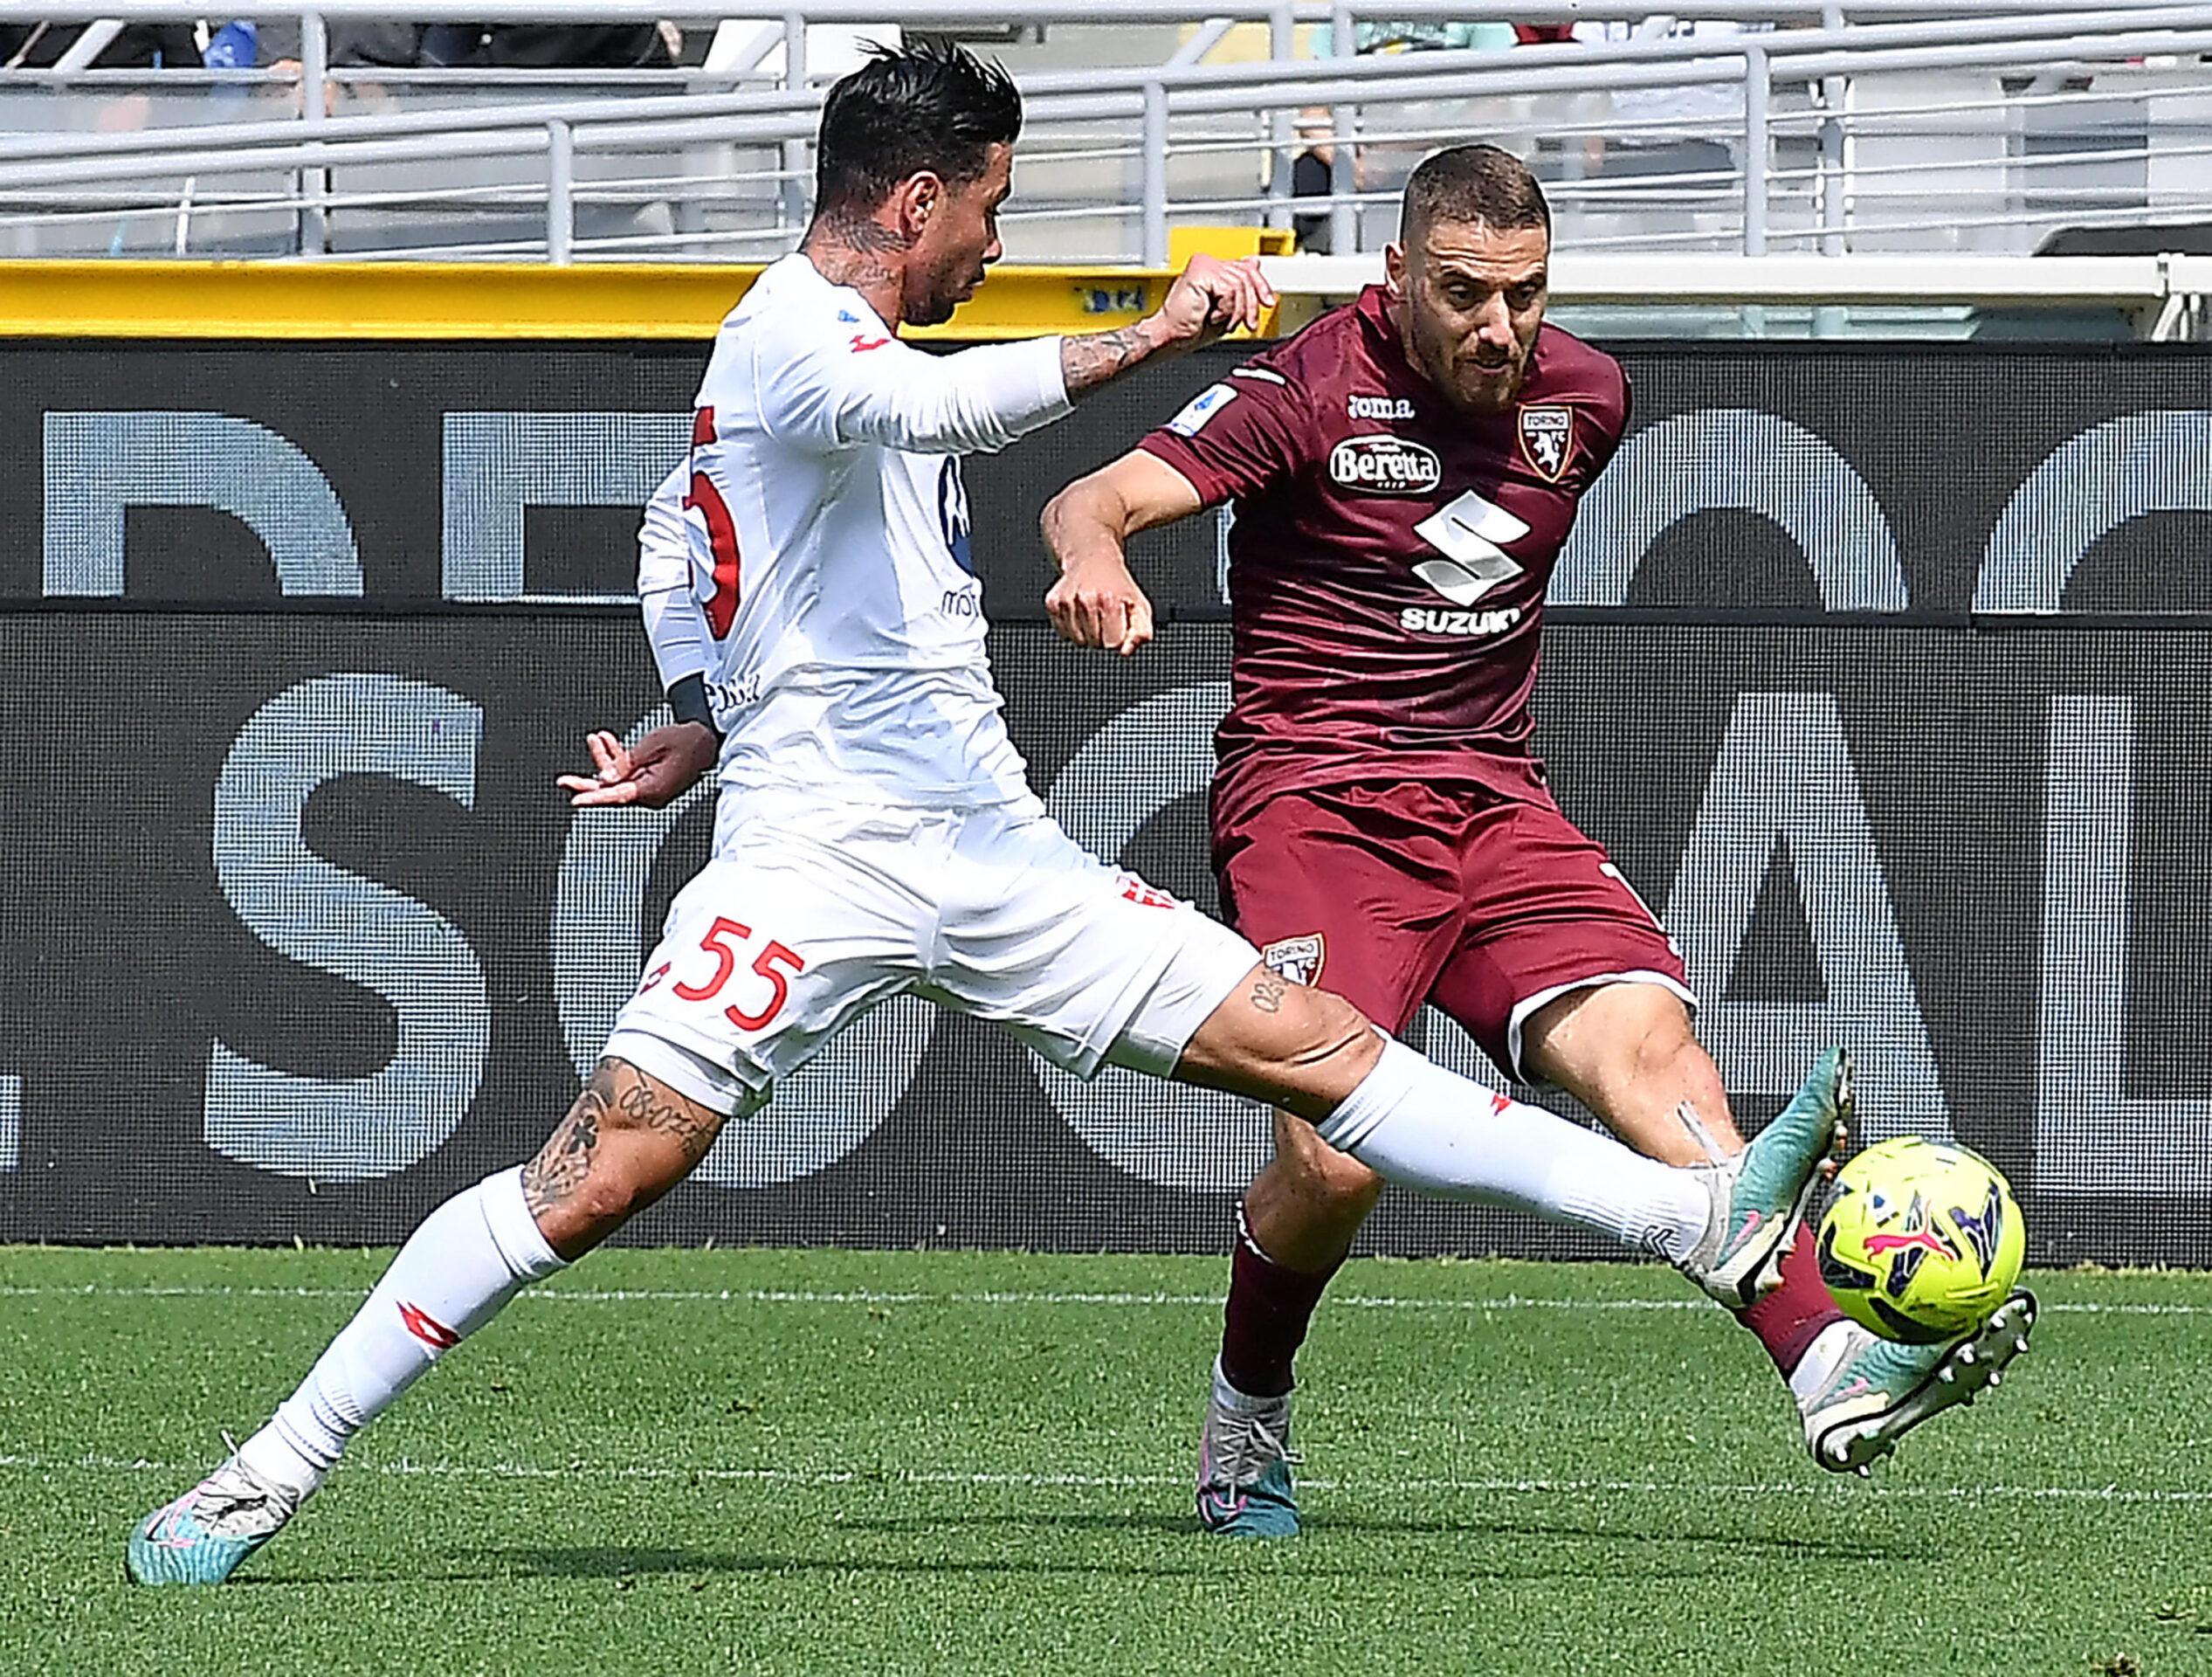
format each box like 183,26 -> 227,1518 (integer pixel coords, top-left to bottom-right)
1164,383 -> 1237,438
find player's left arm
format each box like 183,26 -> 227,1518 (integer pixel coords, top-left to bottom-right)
764,255 -> 1273,459
1041,449 -> 1210,655
559,463 -> 722,810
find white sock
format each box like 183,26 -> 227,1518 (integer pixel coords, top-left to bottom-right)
1212,1356 -> 1285,1414
236,1167 -> 566,1498
1315,1038 -> 1711,1260
1788,1318 -> 1863,1409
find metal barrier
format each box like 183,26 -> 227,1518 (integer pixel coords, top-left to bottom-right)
0,3 -> 2209,266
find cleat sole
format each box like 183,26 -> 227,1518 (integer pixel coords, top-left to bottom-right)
1809,1290 -> 2036,1474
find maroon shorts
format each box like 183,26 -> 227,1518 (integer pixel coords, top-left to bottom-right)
1215,781 -> 1693,1080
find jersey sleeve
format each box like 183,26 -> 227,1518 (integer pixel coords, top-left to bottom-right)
1580,361 -> 1635,487
1134,366 -> 1316,507
753,302 -> 1072,457
636,461 -> 712,691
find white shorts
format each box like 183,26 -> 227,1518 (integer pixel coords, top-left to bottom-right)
603,791 -> 1260,1116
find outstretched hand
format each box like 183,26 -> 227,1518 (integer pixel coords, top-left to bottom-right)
557,722 -> 719,809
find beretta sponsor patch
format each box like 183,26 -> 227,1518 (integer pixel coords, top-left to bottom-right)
1327,434 -> 1442,495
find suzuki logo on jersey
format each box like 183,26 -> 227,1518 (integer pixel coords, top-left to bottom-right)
938,459 -> 975,576
1400,605 -> 1523,637
1347,395 -> 1416,421
1164,383 -> 1237,437
1261,934 -> 1325,986
1329,435 -> 1442,496
1412,489 -> 1529,605
1519,404 -> 1574,480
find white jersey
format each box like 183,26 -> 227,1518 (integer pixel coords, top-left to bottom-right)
638,252 -> 1072,809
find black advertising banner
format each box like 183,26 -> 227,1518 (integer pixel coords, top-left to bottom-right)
1,337 -> 2209,1263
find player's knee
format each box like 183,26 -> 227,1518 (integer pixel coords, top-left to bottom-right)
1180,969 -> 1382,1118
532,1137 -> 692,1257
523,1064 -> 719,1258
1274,1111 -> 1385,1209
534,1176 -> 632,1257
1619,1005 -> 1710,1097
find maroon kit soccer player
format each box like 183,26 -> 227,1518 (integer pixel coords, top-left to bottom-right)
1042,144 -> 2034,1536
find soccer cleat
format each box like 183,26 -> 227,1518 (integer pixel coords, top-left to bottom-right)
1196,1367 -> 1301,1538
1800,1288 -> 2037,1476
127,1451 -> 302,1585
1676,1048 -> 1853,1309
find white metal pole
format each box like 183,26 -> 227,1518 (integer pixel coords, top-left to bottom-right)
1327,0 -> 1354,252
1742,40 -> 1768,336
1265,0 -> 1293,228
1743,40 -> 1768,255
780,10 -> 808,233
547,116 -> 575,263
300,10 -> 328,254
1142,79 -> 1168,264
1816,1 -> 1849,335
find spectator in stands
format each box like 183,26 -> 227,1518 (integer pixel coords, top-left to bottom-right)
254,19 -> 431,74
420,21 -> 679,69
1571,15 -> 1774,181
1,20 -> 199,70
1297,18 -> 1554,250
1312,18 -> 1518,56
1290,113 -> 1338,253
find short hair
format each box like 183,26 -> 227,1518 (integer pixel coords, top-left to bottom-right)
813,38 -> 1023,216
1401,144 -> 1550,245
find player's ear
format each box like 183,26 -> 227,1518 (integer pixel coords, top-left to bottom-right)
893,170 -> 945,242
1382,242 -> 1407,299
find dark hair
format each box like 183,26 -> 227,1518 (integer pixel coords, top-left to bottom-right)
1401,143 -> 1550,245
813,38 -> 1023,215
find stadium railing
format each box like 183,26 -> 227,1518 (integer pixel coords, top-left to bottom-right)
0,3 -> 2207,293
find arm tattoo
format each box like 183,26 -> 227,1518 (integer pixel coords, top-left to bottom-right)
1250,975 -> 1287,1014
1062,322 -> 1165,397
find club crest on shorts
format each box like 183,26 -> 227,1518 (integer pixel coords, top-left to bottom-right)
1518,404 -> 1574,480
1261,933 -> 1325,987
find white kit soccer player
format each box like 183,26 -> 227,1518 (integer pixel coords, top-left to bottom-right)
608,251 -> 1269,1107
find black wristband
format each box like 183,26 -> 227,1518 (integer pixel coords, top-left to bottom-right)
666,673 -> 721,737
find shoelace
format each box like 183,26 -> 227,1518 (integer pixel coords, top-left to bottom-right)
1204,1406 -> 1301,1492
181,1433 -> 292,1536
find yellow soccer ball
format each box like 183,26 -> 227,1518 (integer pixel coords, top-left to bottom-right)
1816,1137 -> 2026,1344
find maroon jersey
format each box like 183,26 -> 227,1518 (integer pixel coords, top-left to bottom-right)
1137,286 -> 1630,832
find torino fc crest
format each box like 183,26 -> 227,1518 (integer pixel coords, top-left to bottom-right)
1261,934 -> 1325,987
1519,404 -> 1573,480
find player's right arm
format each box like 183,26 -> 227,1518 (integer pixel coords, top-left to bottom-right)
1042,355 -> 1313,655
1040,451 -> 1207,656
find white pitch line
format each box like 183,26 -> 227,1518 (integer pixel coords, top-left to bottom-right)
5,1451 -> 2209,1507
0,1281 -> 2200,1317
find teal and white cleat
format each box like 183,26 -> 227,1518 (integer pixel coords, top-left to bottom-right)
1196,1364 -> 1300,1538
1677,1047 -> 1853,1309
1802,1288 -> 2036,1477
127,1453 -> 302,1586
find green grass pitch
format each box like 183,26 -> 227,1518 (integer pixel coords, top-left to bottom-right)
3,1246 -> 2208,1677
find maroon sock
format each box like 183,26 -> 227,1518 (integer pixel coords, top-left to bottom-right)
1218,1207 -> 1340,1399
1737,1224 -> 1847,1377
